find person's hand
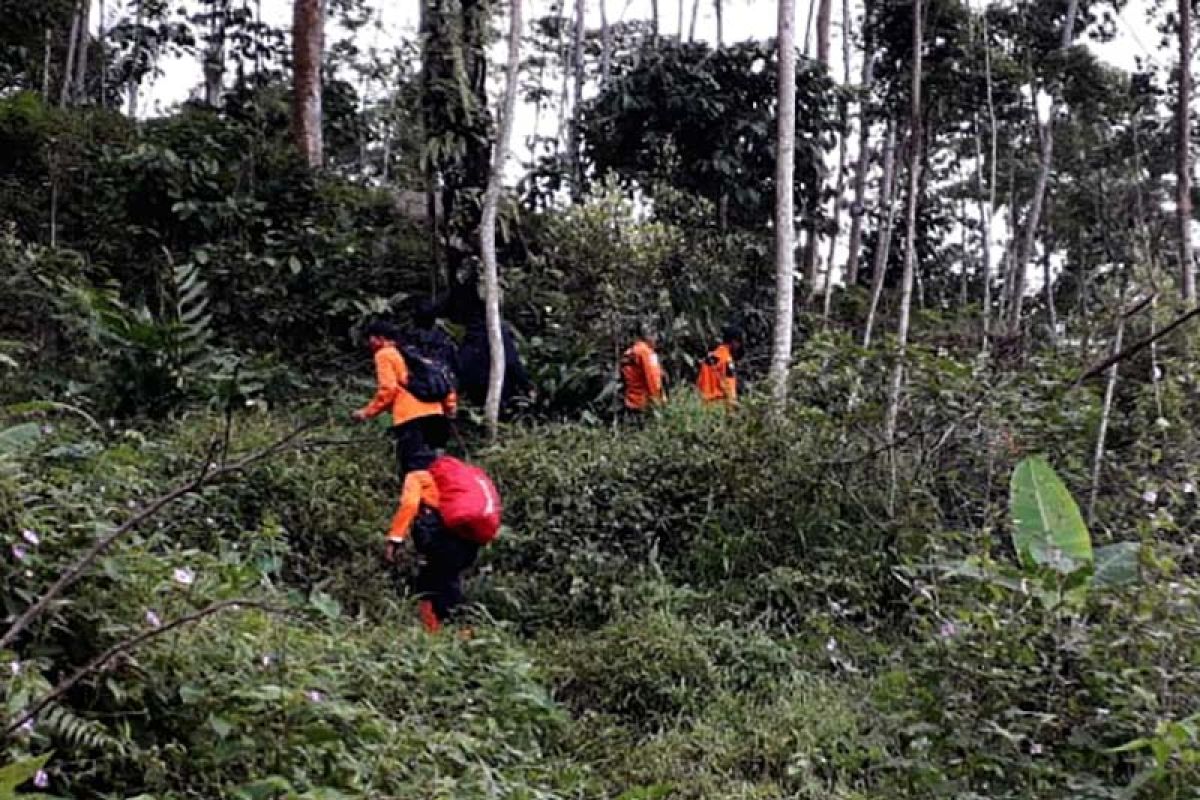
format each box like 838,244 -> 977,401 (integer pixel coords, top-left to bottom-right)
351,409 -> 368,423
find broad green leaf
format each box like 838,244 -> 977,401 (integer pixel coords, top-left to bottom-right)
0,753 -> 51,793
0,424 -> 41,458
1009,457 -> 1093,574
1093,542 -> 1141,588
309,592 -> 341,621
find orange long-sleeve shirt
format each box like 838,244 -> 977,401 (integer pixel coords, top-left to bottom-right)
621,340 -> 665,410
696,343 -> 737,405
359,344 -> 456,425
387,469 -> 441,542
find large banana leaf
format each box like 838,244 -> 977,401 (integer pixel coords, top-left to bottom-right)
1009,456 -> 1094,574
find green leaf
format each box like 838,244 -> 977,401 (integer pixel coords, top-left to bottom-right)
310,592 -> 341,621
1009,457 -> 1093,574
1093,542 -> 1141,588
0,423 -> 41,457
0,753 -> 51,793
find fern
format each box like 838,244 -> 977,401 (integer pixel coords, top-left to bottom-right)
167,259 -> 213,369
40,703 -> 125,756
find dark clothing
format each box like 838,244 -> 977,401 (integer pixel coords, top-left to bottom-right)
458,320 -> 531,408
391,417 -> 449,477
402,326 -> 459,377
410,509 -> 480,621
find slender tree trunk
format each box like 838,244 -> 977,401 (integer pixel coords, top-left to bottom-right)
815,0 -> 831,65
845,54 -> 874,287
884,0 -> 922,444
973,112 -> 994,351
770,0 -> 798,402
600,0 -> 611,83
688,0 -> 701,41
60,3 -> 81,108
481,0 -> 523,437
714,0 -> 723,46
1178,0 -> 1195,303
567,0 -> 585,198
803,0 -> 815,56
821,0 -> 852,320
1042,235 -> 1059,347
291,0 -> 325,167
98,0 -> 107,107
651,0 -> 660,40
42,28 -> 53,98
204,0 -> 229,106
863,120 -> 897,348
678,0 -> 685,39
1088,294 -> 1125,524
980,5 -> 998,350
73,0 -> 93,104
128,0 -> 145,117
1007,0 -> 1079,333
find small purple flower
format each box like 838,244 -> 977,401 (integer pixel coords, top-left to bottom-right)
21,529 -> 39,546
33,769 -> 48,789
306,690 -> 324,703
1029,742 -> 1043,756
11,544 -> 27,562
1142,489 -> 1158,505
145,610 -> 162,628
939,620 -> 958,639
172,567 -> 195,587
18,718 -> 34,735
40,424 -> 54,435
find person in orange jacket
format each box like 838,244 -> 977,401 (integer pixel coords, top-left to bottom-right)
696,324 -> 743,406
383,447 -> 479,632
620,329 -> 666,414
352,320 -> 457,476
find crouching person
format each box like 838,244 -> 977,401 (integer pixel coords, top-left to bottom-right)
383,447 -> 502,632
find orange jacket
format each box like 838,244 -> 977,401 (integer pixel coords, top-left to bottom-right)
621,340 -> 665,410
696,343 -> 737,405
388,469 -> 440,542
358,344 -> 456,425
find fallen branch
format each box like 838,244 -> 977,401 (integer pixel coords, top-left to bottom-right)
1076,305 -> 1200,385
0,422 -> 318,651
3,599 -> 293,737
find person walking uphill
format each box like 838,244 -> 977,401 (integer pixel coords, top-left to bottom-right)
352,321 -> 456,476
621,332 -> 665,414
383,447 -> 502,632
697,325 -> 744,407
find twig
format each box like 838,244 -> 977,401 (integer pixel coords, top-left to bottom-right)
0,422 -> 318,651
3,599 -> 292,737
1076,305 -> 1200,384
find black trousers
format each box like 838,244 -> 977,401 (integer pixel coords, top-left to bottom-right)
411,511 -> 480,621
391,416 -> 450,476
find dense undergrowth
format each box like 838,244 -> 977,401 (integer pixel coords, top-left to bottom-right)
4,334 -> 1200,799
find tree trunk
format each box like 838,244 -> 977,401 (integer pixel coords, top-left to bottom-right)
42,28 -> 53,98
567,0 -> 585,198
1088,295 -> 1125,524
884,0 -> 922,444
688,0 -> 701,41
98,0 -> 107,107
678,0 -> 685,39
204,0 -> 229,106
60,3 -> 81,108
978,3 -> 998,351
769,0 -> 798,402
714,0 -> 723,46
291,0 -> 324,167
127,0 -> 144,116
73,0 -> 92,104
1042,235 -> 1059,348
481,0 -> 523,437
845,53 -> 874,288
1007,0 -> 1079,333
1178,0 -> 1195,303
821,0 -> 852,320
600,0 -> 611,83
651,0 -> 659,40
815,0 -> 831,66
862,120 -> 897,348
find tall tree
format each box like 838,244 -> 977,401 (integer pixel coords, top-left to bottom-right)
1005,0 -> 1079,334
844,45 -> 874,288
567,0 -> 585,197
60,2 -> 81,107
1178,0 -> 1195,303
821,0 -> 851,319
203,0 -> 230,106
714,0 -> 723,46
291,0 -> 324,168
884,0 -> 922,443
770,0 -> 798,401
600,0 -> 611,83
863,118 -> 897,347
73,0 -> 92,104
482,0 -> 523,436
815,0 -> 831,65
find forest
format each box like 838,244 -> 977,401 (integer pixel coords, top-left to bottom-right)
2,0 -> 1200,797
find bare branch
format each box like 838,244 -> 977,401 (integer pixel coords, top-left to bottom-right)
1076,305 -> 1200,385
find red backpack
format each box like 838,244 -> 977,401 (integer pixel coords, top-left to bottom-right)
429,456 -> 502,545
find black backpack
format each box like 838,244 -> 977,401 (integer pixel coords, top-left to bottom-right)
400,346 -> 456,402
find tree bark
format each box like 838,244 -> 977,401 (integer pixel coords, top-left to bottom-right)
204,0 -> 229,106
600,0 -> 611,83
481,0 -> 523,437
98,0 -> 107,107
42,28 -> 53,98
291,0 -> 325,168
769,0 -> 798,402
815,0 -> 831,66
60,3 -> 81,108
1042,232 -> 1059,348
688,0 -> 701,41
1006,0 -> 1079,333
821,0 -> 852,320
1178,0 -> 1195,303
1088,298 -> 1125,524
884,0 -> 922,444
651,0 -> 660,40
714,0 -> 723,46
73,0 -> 93,104
845,53 -> 874,288
567,0 -> 585,198
862,120 -> 897,348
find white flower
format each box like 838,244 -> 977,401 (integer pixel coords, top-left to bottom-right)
1183,482 -> 1196,495
825,637 -> 838,653
939,620 -> 958,639
1142,490 -> 1158,505
1153,366 -> 1163,381
18,718 -> 34,735
1155,417 -> 1170,429
261,654 -> 274,668
172,567 -> 196,586
9,660 -> 19,676
306,690 -> 324,703
11,544 -> 27,562
33,769 -> 48,789
40,424 -> 54,435
1029,742 -> 1043,756
145,610 -> 162,628
205,517 -> 216,526
21,529 -> 39,546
